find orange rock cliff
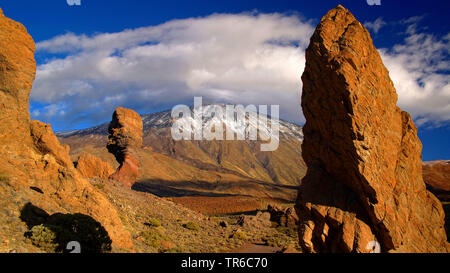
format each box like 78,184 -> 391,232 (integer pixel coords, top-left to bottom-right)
0,7 -> 133,251
296,5 -> 449,253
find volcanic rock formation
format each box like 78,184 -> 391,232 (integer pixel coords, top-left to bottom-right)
76,152 -> 114,179
0,8 -> 132,251
268,204 -> 299,228
107,107 -> 143,188
296,5 -> 448,253
30,121 -> 74,168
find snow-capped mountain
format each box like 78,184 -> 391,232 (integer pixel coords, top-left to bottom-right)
57,105 -> 306,198
56,105 -> 303,142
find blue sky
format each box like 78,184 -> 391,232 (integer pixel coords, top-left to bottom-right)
0,0 -> 448,161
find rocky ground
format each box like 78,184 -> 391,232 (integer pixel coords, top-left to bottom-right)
89,177 -> 300,253
0,170 -> 300,253
0,181 -> 42,253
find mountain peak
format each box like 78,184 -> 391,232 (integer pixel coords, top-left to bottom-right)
57,106 -> 304,141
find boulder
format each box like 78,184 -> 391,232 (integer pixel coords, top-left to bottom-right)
219,220 -> 229,228
107,107 -> 143,187
237,212 -> 272,230
267,204 -> 298,228
296,5 -> 448,253
76,152 -> 114,179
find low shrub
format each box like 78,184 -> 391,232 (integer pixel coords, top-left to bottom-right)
94,183 -> 105,190
275,226 -> 297,238
0,172 -> 10,182
183,222 -> 200,231
232,230 -> 247,240
146,218 -> 162,227
264,233 -> 285,247
140,229 -> 170,250
29,224 -> 58,252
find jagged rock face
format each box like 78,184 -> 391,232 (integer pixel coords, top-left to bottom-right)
76,152 -> 114,179
296,5 -> 448,253
0,8 -> 133,251
30,121 -> 73,168
107,107 -> 143,187
0,7 -> 35,147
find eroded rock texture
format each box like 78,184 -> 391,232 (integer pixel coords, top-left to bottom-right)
107,107 -> 143,187
30,121 -> 73,168
296,5 -> 448,253
0,8 -> 132,251
76,152 -> 114,179
268,204 -> 299,228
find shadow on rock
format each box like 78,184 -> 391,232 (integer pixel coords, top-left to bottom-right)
20,202 -> 112,253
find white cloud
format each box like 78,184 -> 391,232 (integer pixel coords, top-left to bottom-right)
31,13 -> 449,130
364,17 -> 386,34
380,19 -> 450,127
32,13 -> 313,129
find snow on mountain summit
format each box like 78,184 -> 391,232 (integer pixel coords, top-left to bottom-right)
56,105 -> 303,141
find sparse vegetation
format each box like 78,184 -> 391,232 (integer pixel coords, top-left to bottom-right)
94,183 -> 105,190
29,224 -> 58,252
0,172 -> 10,182
183,221 -> 200,231
263,227 -> 298,248
44,213 -> 112,253
59,178 -> 300,253
264,233 -> 284,247
232,230 -> 247,240
21,204 -> 112,253
275,226 -> 297,238
140,229 -> 170,250
146,218 -> 162,227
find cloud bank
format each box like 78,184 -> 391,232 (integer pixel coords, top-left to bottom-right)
380,18 -> 450,127
32,13 -> 314,130
31,13 -> 449,130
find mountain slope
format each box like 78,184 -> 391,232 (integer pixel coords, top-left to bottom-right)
423,160 -> 450,201
57,106 -> 306,201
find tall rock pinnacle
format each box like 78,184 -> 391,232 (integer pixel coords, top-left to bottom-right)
296,5 -> 448,253
107,107 -> 143,188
